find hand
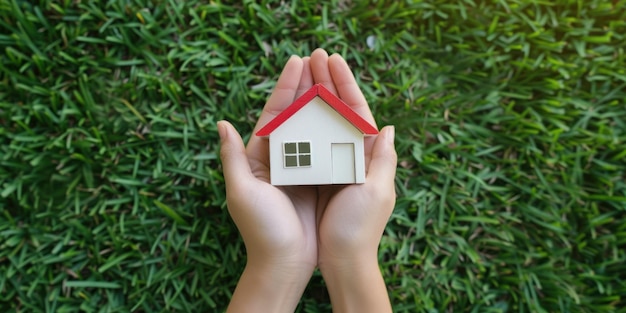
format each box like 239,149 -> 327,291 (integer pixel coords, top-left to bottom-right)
219,54 -> 319,312
309,49 -> 396,313
220,49 -> 396,312
303,50 -> 396,265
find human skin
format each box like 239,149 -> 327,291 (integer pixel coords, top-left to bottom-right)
219,48 -> 396,313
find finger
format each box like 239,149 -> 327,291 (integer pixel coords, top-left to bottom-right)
247,56 -> 304,175
218,120 -> 255,189
295,56 -> 313,99
328,53 -> 378,167
366,126 -> 397,185
252,55 -> 304,134
328,53 -> 376,128
310,48 -> 338,95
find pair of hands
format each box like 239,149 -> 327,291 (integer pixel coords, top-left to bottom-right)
219,49 -> 396,312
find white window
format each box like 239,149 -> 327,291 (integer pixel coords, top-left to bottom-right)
283,141 -> 311,168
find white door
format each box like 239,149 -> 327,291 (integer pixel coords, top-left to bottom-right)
331,143 -> 355,184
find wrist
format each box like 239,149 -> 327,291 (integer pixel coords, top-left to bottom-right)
318,244 -> 379,273
247,256 -> 316,284
319,256 -> 391,313
227,260 -> 314,313
318,254 -> 380,283
246,245 -> 317,277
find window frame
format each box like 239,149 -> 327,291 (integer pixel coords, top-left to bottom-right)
283,141 -> 312,168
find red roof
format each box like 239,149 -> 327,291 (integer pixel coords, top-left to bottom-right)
256,84 -> 378,136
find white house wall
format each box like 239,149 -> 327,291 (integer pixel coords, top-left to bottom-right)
269,96 -> 366,185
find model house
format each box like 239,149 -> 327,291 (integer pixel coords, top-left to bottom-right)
256,84 -> 378,185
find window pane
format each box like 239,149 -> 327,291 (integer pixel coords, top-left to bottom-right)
285,155 -> 298,167
299,154 -> 311,166
284,142 -> 297,154
298,142 -> 310,153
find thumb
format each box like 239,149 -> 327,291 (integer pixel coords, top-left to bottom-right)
218,121 -> 254,186
366,125 -> 397,184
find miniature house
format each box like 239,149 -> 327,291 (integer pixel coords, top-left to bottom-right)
256,84 -> 378,185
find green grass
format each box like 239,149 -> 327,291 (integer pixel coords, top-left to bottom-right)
1,0 -> 625,312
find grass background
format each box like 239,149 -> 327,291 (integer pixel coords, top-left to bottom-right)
1,0 -> 625,312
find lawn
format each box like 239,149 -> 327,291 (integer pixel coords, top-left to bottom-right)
1,0 -> 625,312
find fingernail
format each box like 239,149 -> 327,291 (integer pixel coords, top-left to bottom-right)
217,121 -> 227,142
387,125 -> 395,144
314,48 -> 328,56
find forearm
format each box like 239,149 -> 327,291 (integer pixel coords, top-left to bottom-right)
227,261 -> 312,313
320,255 -> 392,313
